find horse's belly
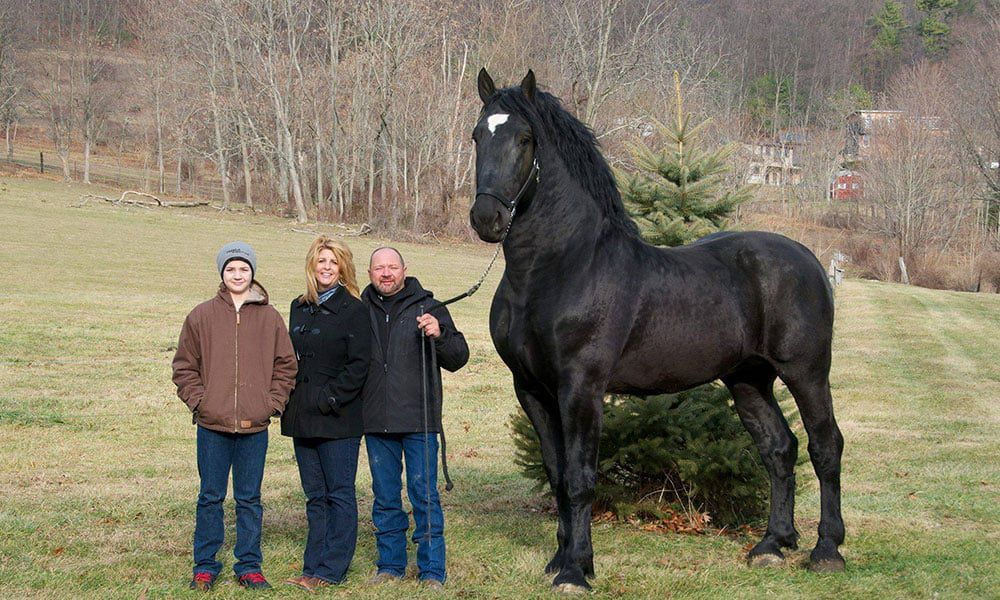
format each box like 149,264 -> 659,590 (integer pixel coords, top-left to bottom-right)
608,334 -> 745,394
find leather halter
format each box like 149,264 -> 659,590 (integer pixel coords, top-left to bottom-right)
475,156 -> 540,213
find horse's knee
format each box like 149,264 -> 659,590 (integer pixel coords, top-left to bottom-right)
760,433 -> 797,478
807,440 -> 842,478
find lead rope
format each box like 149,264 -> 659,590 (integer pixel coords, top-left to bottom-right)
419,306 -> 433,549
419,156 -> 539,507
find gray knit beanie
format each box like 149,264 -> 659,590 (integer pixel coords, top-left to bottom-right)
216,241 -> 257,279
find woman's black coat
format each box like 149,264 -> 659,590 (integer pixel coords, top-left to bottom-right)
281,289 -> 372,439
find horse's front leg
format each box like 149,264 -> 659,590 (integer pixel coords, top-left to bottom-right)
514,382 -> 568,575
552,381 -> 603,592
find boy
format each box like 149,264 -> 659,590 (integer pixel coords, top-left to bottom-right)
172,241 -> 297,591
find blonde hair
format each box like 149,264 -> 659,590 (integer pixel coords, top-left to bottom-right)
301,236 -> 360,304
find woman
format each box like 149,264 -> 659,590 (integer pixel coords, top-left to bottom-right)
282,236 -> 372,591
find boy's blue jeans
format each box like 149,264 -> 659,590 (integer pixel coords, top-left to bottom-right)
365,432 -> 446,583
193,426 -> 268,577
293,436 -> 361,583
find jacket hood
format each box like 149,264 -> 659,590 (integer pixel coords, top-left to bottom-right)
216,280 -> 269,307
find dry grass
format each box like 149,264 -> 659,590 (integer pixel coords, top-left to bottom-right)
1,176 -> 999,598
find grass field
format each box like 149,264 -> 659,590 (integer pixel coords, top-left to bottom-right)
1,176 -> 998,599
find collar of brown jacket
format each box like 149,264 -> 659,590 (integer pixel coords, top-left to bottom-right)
216,280 -> 269,308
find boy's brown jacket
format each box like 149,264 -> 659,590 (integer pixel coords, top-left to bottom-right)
172,282 -> 297,434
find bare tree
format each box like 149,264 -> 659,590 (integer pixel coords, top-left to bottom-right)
180,0 -> 236,209
33,58 -> 75,181
861,63 -> 971,261
241,0 -> 314,223
77,52 -> 118,185
950,5 -> 1000,247
0,1 -> 24,162
551,0 -> 667,130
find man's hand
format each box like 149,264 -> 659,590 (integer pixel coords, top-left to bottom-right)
416,313 -> 441,338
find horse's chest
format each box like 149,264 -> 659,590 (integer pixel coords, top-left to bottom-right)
490,295 -> 551,381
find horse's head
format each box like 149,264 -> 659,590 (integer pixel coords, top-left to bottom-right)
470,68 -> 539,243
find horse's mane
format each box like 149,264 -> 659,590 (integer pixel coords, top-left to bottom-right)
490,87 -> 640,236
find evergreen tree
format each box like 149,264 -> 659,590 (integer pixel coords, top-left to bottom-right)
916,0 -> 959,58
508,76 -> 777,529
871,0 -> 906,54
864,0 -> 909,90
620,74 -> 753,247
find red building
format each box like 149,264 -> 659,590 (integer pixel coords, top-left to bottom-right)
831,169 -> 863,200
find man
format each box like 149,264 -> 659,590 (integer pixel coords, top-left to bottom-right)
361,247 -> 469,589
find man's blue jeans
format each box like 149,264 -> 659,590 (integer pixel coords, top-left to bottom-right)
194,426 -> 268,577
366,433 -> 446,583
293,436 -> 361,583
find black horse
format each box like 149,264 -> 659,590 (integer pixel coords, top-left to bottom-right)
469,69 -> 845,592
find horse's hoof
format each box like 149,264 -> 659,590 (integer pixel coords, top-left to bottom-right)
553,582 -> 591,594
748,553 -> 785,568
809,557 -> 846,573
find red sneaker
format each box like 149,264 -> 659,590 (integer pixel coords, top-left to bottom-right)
237,571 -> 272,590
189,572 -> 216,591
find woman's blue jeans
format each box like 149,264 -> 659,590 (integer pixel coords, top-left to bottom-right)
193,426 -> 268,577
293,436 -> 361,583
366,432 -> 446,583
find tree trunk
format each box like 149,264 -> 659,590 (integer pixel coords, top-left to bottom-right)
331,134 -> 341,218
280,120 -> 308,223
5,120 -> 15,161
367,147 -> 375,221
210,92 -> 231,210
238,118 -> 253,208
153,85 -> 166,194
83,130 -> 92,184
315,131 -> 323,211
58,146 -> 71,182
175,140 -> 183,195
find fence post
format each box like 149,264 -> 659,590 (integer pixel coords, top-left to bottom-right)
39,152 -> 44,174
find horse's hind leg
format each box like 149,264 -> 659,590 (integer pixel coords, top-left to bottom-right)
724,366 -> 800,566
783,370 -> 846,572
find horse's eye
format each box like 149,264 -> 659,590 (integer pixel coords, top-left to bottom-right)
519,136 -> 532,147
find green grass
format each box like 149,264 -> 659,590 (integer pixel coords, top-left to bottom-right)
1,176 -> 999,598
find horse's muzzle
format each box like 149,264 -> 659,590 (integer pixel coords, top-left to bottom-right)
470,192 -> 510,242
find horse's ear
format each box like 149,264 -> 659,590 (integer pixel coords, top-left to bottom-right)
478,68 -> 496,104
521,70 -> 536,101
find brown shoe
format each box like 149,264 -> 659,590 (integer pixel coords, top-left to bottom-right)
284,575 -> 316,592
421,578 -> 445,591
368,571 -> 402,585
306,576 -> 332,589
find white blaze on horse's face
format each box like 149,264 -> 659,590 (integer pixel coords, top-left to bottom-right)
487,113 -> 510,136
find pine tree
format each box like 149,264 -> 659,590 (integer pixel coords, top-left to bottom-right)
871,0 -> 906,54
620,74 -> 753,248
508,77 -> 777,529
916,0 -> 959,58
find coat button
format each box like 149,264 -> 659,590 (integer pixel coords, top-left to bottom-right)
303,376 -> 309,383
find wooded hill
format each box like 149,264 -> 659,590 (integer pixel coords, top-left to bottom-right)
0,0 -> 997,257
